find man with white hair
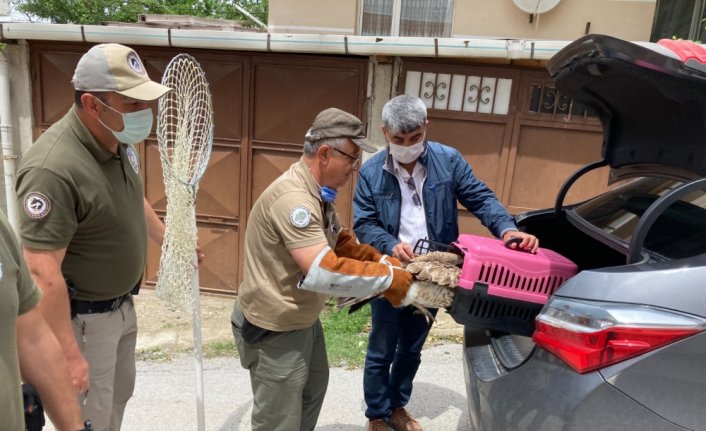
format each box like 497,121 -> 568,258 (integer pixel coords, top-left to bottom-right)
354,94 -> 538,431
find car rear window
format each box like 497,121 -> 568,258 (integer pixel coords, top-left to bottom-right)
574,176 -> 706,259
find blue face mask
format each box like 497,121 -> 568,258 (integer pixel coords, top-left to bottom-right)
96,97 -> 153,144
319,186 -> 337,203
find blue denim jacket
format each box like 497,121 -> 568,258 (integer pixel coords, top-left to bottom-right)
353,141 -> 517,255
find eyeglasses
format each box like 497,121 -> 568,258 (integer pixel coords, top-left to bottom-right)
333,147 -> 362,166
405,177 -> 422,207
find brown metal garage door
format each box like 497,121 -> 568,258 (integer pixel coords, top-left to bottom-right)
29,41 -> 368,295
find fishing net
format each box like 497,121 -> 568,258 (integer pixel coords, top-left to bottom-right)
155,53 -> 213,431
155,54 -> 213,310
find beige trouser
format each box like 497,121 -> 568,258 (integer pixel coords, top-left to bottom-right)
232,302 -> 329,431
72,299 -> 137,431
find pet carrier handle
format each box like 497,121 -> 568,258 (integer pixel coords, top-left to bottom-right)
503,236 -> 534,253
503,237 -> 523,249
413,238 -> 462,256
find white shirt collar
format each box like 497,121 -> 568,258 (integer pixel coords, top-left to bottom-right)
391,159 -> 429,249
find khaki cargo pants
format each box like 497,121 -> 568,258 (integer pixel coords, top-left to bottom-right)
72,299 -> 137,431
231,302 -> 329,431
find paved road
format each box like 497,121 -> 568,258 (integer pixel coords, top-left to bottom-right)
120,343 -> 470,430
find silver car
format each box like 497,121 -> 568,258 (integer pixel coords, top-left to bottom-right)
456,34 -> 706,431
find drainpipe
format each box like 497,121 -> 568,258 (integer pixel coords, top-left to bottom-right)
0,23 -> 567,61
0,49 -> 19,232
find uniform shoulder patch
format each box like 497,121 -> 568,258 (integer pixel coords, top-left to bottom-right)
23,192 -> 51,219
290,206 -> 311,228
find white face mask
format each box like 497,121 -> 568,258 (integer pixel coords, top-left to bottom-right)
95,97 -> 153,144
389,141 -> 424,164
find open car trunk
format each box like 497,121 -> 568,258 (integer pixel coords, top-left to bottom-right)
457,209 -> 631,381
450,207 -> 627,347
518,210 -> 626,272
459,33 -> 706,375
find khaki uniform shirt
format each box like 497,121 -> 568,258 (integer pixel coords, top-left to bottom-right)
238,159 -> 341,331
16,109 -> 147,301
0,214 -> 41,431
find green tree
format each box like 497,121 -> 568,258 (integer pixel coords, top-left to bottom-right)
13,0 -> 268,27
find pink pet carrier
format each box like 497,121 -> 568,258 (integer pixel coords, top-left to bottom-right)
454,234 -> 577,304
414,234 -> 577,336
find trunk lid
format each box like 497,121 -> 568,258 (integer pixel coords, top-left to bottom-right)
547,34 -> 706,178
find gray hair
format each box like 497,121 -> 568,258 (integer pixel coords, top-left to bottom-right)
303,137 -> 350,157
382,95 -> 427,133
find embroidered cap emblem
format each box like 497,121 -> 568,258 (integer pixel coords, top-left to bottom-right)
24,192 -> 51,219
126,147 -> 139,174
127,52 -> 145,75
290,206 -> 311,228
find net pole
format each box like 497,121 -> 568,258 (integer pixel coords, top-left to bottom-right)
156,53 -> 213,431
191,249 -> 205,431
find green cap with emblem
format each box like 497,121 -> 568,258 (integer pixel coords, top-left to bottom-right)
305,108 -> 376,152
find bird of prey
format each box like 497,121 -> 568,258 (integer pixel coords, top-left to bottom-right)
337,251 -> 463,321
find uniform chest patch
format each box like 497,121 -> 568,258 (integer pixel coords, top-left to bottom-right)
126,147 -> 139,174
290,206 -> 311,228
24,192 -> 51,219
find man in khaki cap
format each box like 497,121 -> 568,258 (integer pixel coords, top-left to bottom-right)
16,43 -> 172,431
231,107 -> 416,431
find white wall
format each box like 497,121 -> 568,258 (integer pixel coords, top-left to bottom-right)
0,0 -> 10,16
453,0 -> 656,41
1,41 -> 34,216
268,0 -> 359,34
268,0 -> 657,41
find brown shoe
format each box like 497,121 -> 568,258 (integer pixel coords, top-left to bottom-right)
389,407 -> 423,431
367,418 -> 389,431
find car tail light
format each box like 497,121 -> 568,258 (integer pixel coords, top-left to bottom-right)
533,298 -> 705,373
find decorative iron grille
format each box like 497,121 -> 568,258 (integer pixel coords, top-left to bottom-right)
404,70 -> 513,115
528,84 -> 597,122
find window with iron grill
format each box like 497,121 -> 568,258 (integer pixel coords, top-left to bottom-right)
528,84 -> 597,123
361,0 -> 454,37
404,70 -> 512,115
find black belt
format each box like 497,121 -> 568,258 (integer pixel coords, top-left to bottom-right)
70,293 -> 132,318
